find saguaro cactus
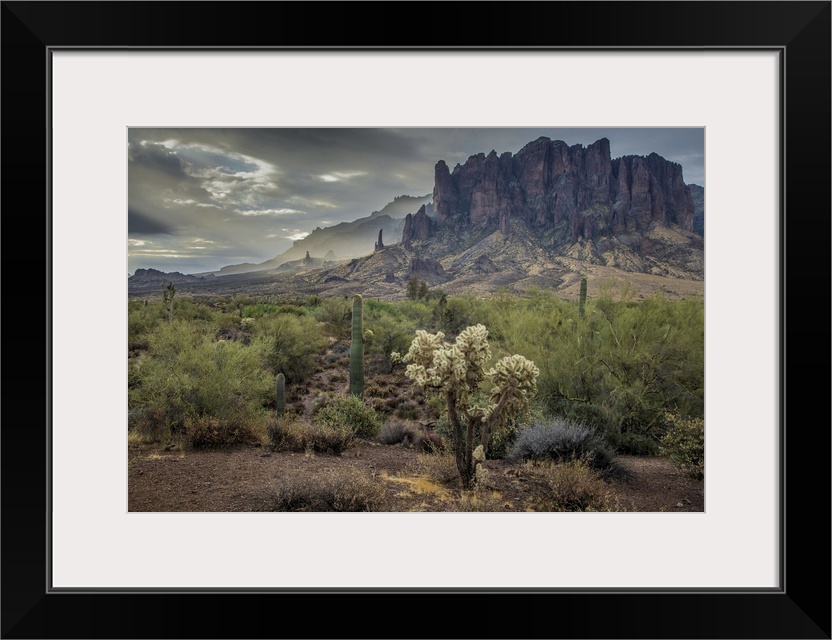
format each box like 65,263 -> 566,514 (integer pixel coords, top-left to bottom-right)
578,277 -> 587,319
163,282 -> 176,322
349,294 -> 364,398
275,373 -> 285,417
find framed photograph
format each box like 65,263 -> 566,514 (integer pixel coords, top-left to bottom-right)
4,1 -> 829,638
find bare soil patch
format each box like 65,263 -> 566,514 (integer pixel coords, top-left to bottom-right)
128,441 -> 703,513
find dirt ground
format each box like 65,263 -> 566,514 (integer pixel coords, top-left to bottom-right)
128,439 -> 704,513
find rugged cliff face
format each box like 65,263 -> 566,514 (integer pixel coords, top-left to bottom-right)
402,204 -> 432,249
405,137 -> 696,247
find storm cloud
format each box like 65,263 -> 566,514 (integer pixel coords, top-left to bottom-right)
128,127 -> 704,274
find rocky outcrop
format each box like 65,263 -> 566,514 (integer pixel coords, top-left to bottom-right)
407,257 -> 446,280
688,184 -> 704,235
429,137 -> 696,244
129,268 -> 213,287
402,205 -> 432,249
473,255 -> 499,274
374,229 -> 384,251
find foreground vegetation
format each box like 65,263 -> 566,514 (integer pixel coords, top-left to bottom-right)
128,280 -> 704,509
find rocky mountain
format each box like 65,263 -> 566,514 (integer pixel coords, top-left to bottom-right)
209,193 -> 432,276
688,183 -> 705,235
129,268 -> 215,287
404,137 -> 698,247
128,139 -> 704,301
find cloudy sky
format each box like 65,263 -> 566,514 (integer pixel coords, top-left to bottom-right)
128,127 -> 704,275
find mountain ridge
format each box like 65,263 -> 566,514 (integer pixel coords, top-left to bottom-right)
130,138 -> 704,301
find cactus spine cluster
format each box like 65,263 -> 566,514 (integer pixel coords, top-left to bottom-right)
349,294 -> 364,398
275,373 -> 285,417
579,277 -> 587,319
163,281 -> 176,322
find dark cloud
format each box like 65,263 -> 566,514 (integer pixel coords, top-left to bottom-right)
128,127 -> 704,274
128,208 -> 174,235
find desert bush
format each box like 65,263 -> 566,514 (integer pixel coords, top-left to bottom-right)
394,401 -> 421,421
128,405 -> 173,443
378,419 -> 417,445
128,322 -> 273,444
314,395 -> 382,439
508,416 -> 615,471
313,296 -> 352,339
271,467 -> 385,511
659,412 -> 704,479
380,419 -> 446,453
528,459 -> 621,512
242,303 -> 281,318
480,287 -> 703,438
186,414 -> 260,448
266,417 -> 354,454
253,313 -> 328,383
615,432 -> 660,456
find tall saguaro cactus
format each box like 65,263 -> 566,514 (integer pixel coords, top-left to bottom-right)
578,277 -> 587,319
275,373 -> 285,417
349,294 -> 364,398
163,281 -> 176,322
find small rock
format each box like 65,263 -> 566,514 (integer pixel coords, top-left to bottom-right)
164,444 -> 175,451
259,453 -> 272,458
676,502 -> 684,508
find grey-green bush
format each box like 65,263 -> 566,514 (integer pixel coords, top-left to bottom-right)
508,416 -> 615,471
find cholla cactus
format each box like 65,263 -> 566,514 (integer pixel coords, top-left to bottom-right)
399,324 -> 539,489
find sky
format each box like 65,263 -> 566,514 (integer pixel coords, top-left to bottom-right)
128,127 -> 704,275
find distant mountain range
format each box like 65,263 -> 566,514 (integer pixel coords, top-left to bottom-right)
197,194 -> 433,276
129,138 -> 704,300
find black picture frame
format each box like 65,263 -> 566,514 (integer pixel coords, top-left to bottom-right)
3,2 -> 829,638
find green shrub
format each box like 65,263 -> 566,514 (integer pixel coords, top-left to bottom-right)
266,417 -> 354,454
616,432 -> 660,456
659,412 -> 704,479
508,416 -> 615,472
313,297 -> 352,339
253,313 -> 328,383
314,395 -> 382,439
128,322 -> 273,444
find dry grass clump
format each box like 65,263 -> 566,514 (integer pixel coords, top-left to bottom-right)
526,458 -> 623,512
270,467 -> 386,511
415,450 -> 460,486
456,489 -> 509,512
379,419 -> 446,452
266,417 -> 354,454
185,415 -> 262,448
